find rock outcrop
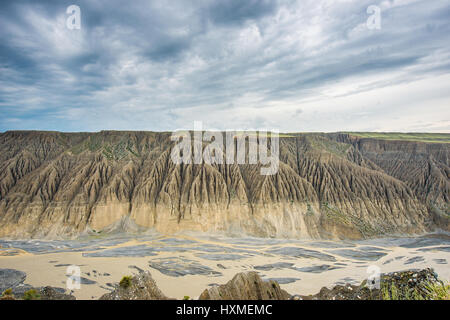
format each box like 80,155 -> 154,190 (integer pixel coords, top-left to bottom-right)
37,286 -> 76,300
2,268 -> 447,300
199,271 -> 291,300
99,271 -> 172,300
0,131 -> 448,239
0,268 -> 75,300
298,268 -> 448,300
0,269 -> 26,294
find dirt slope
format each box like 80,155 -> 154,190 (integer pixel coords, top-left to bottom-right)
0,131 -> 448,239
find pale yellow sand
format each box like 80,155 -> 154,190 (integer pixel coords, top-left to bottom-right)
1,236 -> 449,300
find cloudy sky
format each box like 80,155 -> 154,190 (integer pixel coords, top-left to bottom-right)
0,0 -> 449,132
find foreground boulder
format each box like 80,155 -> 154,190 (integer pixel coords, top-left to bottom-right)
199,271 -> 291,300
99,271 -> 172,300
0,269 -> 26,294
1,286 -> 75,300
39,286 -> 76,300
299,268 -> 448,300
0,268 -> 75,300
377,268 -> 448,300
297,283 -> 375,300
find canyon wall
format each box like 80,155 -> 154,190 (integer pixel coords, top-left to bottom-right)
0,131 -> 448,239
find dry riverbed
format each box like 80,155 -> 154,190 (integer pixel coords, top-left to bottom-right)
1,232 -> 449,300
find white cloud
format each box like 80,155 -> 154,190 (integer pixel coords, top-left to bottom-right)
0,0 -> 449,132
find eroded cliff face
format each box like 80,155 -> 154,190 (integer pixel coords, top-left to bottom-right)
0,131 -> 448,239
330,133 -> 449,231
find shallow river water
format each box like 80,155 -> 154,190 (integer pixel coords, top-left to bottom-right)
0,232 -> 449,299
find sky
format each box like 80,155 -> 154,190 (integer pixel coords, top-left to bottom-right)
0,0 -> 449,133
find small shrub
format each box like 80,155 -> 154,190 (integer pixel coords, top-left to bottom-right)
23,289 -> 40,300
381,284 -> 390,300
381,283 -> 402,300
183,296 -> 190,300
2,288 -> 13,296
119,275 -> 133,288
390,283 -> 399,300
425,282 -> 450,300
382,281 -> 449,300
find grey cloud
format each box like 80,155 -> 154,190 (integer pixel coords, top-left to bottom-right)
0,0 -> 449,132
206,0 -> 279,25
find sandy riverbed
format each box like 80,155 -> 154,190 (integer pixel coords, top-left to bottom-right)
1,233 -> 449,299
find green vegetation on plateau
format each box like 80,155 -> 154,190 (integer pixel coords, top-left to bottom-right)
345,132 -> 450,143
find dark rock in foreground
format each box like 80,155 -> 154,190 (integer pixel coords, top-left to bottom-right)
1,285 -> 75,300
0,269 -> 26,293
2,267 -> 448,300
298,268 -> 448,300
38,287 -> 76,300
0,268 -> 75,300
99,271 -> 173,300
199,271 -> 291,300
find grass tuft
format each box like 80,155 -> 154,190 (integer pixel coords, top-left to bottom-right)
23,289 -> 40,300
119,275 -> 133,288
1,288 -> 13,296
381,281 -> 449,300
425,282 -> 450,300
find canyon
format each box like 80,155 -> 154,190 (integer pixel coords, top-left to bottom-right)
0,131 -> 448,239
